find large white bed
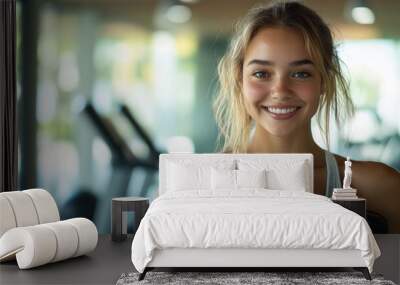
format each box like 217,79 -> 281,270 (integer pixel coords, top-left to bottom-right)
131,154 -> 380,281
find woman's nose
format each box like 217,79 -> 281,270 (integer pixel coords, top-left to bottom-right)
271,76 -> 291,99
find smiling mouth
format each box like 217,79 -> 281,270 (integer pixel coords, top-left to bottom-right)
261,106 -> 301,119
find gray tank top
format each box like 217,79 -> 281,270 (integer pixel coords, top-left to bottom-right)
324,150 -> 342,197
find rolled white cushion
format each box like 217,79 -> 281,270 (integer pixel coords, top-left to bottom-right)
0,218 -> 98,269
0,226 -> 57,269
23,189 -> 60,223
42,221 -> 79,262
0,189 -> 60,239
0,191 -> 39,227
0,196 -> 17,237
64,218 -> 98,257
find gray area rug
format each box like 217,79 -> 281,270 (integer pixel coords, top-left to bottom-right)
116,271 -> 396,285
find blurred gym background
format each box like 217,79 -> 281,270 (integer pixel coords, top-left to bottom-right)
17,0 -> 400,233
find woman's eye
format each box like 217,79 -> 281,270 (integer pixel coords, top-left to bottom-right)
252,71 -> 268,79
292,71 -> 311,79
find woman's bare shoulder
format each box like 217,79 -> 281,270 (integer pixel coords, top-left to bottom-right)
333,153 -> 400,183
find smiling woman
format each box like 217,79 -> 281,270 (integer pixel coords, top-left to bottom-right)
213,1 -> 400,233
214,1 -> 352,155
242,27 -> 322,140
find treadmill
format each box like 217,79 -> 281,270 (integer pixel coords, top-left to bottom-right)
83,102 -> 158,233
119,103 -> 162,162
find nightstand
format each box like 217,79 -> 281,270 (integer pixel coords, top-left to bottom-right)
111,197 -> 149,242
332,198 -> 366,218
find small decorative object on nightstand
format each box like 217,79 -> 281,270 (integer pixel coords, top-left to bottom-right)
332,198 -> 366,219
331,156 -> 366,218
111,197 -> 149,242
332,157 -> 359,200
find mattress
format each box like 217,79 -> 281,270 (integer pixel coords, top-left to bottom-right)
131,189 -> 380,273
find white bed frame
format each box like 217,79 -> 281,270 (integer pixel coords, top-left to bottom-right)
139,154 -> 371,280
148,248 -> 365,268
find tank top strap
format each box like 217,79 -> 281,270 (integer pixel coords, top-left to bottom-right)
324,150 -> 342,197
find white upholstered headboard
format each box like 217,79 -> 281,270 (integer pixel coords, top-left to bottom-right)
158,153 -> 314,195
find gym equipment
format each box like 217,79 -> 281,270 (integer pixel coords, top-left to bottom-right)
119,103 -> 162,162
83,102 -> 158,233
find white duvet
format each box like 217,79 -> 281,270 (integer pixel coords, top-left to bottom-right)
131,189 -> 380,273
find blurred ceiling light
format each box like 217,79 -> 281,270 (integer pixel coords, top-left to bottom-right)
166,4 -> 192,24
351,0 -> 375,24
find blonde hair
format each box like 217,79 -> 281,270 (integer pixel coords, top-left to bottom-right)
213,0 -> 354,153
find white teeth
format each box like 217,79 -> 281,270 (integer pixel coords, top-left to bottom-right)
265,107 -> 298,114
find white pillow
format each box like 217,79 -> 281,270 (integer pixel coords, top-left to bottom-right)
267,162 -> 307,191
238,160 -> 308,192
211,168 -> 236,190
167,160 -> 236,191
236,169 -> 267,188
167,163 -> 209,191
211,168 -> 267,190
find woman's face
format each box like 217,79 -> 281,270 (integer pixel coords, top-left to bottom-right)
242,27 -> 322,137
